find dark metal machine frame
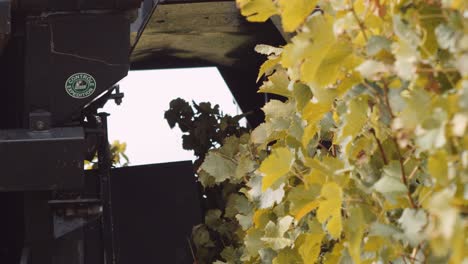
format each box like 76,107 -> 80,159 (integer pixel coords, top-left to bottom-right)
0,1 -> 158,263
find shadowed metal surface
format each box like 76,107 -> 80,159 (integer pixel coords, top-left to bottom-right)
130,1 -> 285,126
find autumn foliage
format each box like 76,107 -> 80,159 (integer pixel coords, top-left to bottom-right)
182,0 -> 468,263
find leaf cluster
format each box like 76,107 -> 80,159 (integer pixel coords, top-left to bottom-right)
165,98 -> 249,168
175,0 -> 468,263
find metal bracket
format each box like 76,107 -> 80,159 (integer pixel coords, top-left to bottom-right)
29,110 -> 51,131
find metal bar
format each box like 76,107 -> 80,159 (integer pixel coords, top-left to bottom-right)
97,112 -> 117,264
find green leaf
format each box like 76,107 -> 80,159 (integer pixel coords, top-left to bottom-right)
392,39 -> 419,81
262,100 -> 295,119
259,248 -> 277,264
236,213 -> 254,230
251,123 -> 269,145
261,216 -> 295,250
259,184 -> 286,209
220,246 -> 243,264
393,15 -> 421,47
259,147 -> 294,191
414,108 -> 448,152
192,225 -> 215,248
200,151 -> 237,183
435,23 -> 459,53
356,60 -> 389,80
398,208 -> 428,247
373,161 -> 407,202
344,207 -> 365,264
287,184 -> 321,221
225,193 -> 253,218
293,83 -> 313,111
236,154 -> 257,180
197,170 -> 216,188
337,95 -> 368,144
428,150 -> 449,186
272,247 -> 302,264
205,209 -> 223,229
243,229 -> 265,259
399,88 -> 432,130
367,35 -> 392,56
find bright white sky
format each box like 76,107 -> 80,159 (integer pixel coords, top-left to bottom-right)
102,67 -> 243,166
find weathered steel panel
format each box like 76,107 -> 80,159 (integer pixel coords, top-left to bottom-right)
0,127 -> 84,191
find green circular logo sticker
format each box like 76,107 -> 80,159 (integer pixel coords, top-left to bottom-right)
65,73 -> 97,99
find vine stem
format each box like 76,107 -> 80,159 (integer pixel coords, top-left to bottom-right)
382,81 -> 395,118
411,243 -> 423,264
379,81 -> 417,208
416,67 -> 458,73
348,1 -> 368,41
187,237 -> 198,264
392,137 -> 418,209
370,129 -> 388,165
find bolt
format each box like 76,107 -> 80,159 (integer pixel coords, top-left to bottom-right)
35,120 -> 46,130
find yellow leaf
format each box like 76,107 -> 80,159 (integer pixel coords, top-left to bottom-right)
298,231 -> 324,264
317,182 -> 343,239
237,0 -> 278,22
337,95 -> 368,143
259,147 -> 294,191
294,200 -> 320,221
258,68 -> 291,97
281,15 -> 335,68
257,57 -> 281,82
302,122 -> 318,148
302,102 -> 333,126
323,241 -> 344,263
302,40 -> 353,87
363,236 -> 386,252
278,0 -> 318,32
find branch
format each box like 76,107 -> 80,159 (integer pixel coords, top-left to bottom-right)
370,129 -> 388,165
348,1 -> 368,41
392,137 -> 418,208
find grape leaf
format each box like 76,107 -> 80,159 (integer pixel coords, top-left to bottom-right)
336,95 -> 368,145
259,69 -> 291,97
259,147 -> 294,191
428,150 -> 449,186
356,60 -> 389,80
236,0 -> 278,22
272,247 -> 302,264
200,151 -> 237,183
367,35 -> 392,56
277,0 -> 318,32
287,184 -> 321,221
297,219 -> 324,264
317,182 -> 343,239
398,208 -> 427,247
261,216 -> 295,250
259,184 -> 286,209
344,207 -> 365,264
